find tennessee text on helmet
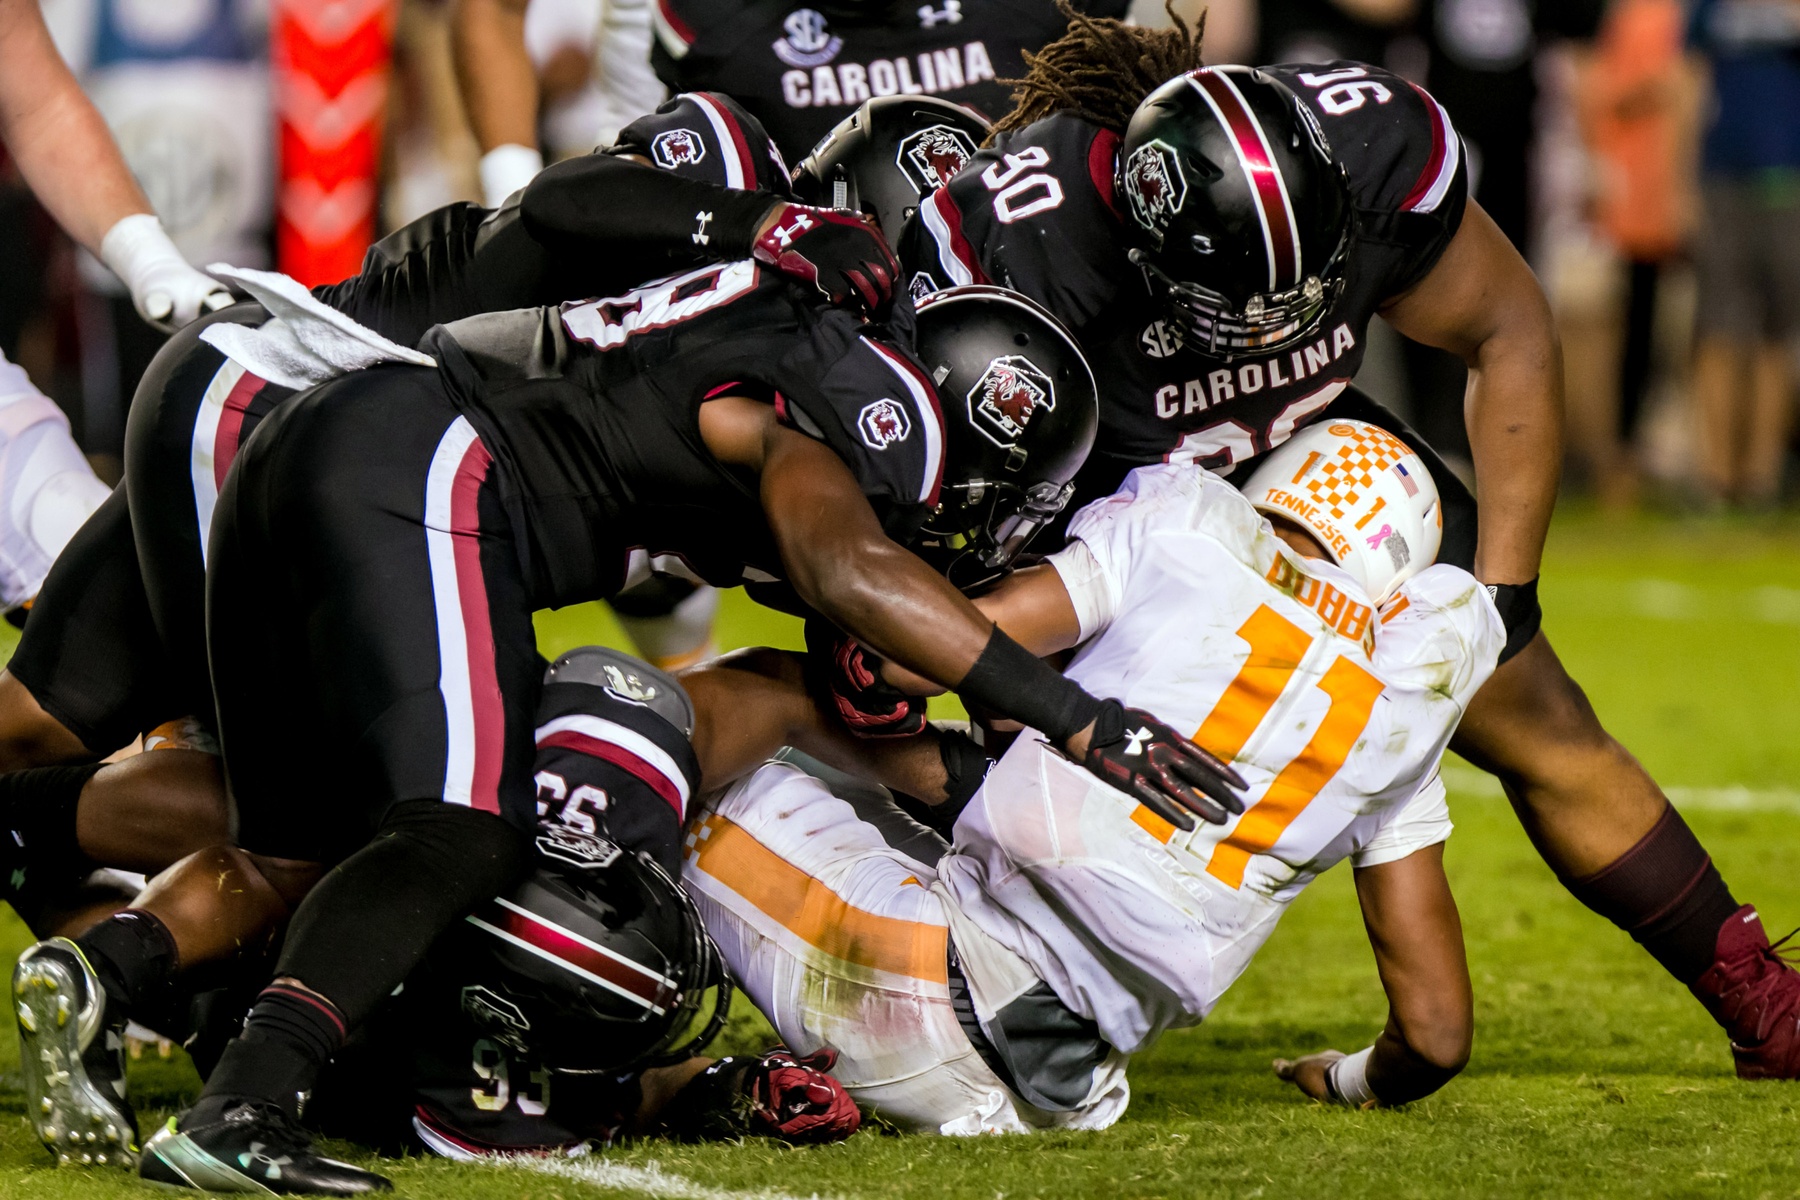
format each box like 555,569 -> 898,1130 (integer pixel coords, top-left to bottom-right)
793,96 -> 993,245
910,285 -> 1098,589
1118,67 -> 1352,360
1241,418 -> 1442,605
450,827 -> 731,1076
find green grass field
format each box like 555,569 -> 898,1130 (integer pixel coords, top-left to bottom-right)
5,506 -> 1800,1199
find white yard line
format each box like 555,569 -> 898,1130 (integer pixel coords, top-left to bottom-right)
496,1154 -> 839,1200
1441,764 -> 1800,814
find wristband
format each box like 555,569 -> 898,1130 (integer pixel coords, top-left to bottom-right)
1323,1046 -> 1378,1107
955,626 -> 1103,746
1487,578 -> 1542,665
479,143 -> 545,208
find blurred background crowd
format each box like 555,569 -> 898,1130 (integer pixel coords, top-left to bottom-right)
3,0 -> 1797,512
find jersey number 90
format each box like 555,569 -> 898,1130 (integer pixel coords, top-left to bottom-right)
981,147 -> 1065,224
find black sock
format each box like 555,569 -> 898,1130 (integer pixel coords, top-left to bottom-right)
195,801 -> 530,1113
1562,806 -> 1742,984
74,909 -> 179,1014
0,764 -> 102,921
200,984 -> 347,1118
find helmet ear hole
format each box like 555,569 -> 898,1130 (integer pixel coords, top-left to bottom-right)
1013,332 -> 1030,346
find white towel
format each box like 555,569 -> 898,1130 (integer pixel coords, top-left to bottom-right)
198,263 -> 436,391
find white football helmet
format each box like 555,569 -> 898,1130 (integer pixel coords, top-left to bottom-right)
1241,418 -> 1441,605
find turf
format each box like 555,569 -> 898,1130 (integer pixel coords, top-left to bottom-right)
5,505 -> 1800,1199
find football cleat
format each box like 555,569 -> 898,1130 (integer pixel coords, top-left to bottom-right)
140,1097 -> 392,1195
1689,905 -> 1800,1079
13,938 -> 138,1167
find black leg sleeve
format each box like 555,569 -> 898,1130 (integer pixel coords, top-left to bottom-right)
274,800 -> 532,1028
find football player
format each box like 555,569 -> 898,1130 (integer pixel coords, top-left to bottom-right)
680,418 -> 1497,1131
450,0 -> 1130,197
105,275 -> 1235,1191
0,92 -> 901,907
897,13 -> 1800,1077
0,0 -> 233,623
18,649 -> 862,1178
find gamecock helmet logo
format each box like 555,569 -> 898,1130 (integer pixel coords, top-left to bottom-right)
968,355 -> 1055,446
896,124 -> 978,196
1121,139 -> 1189,244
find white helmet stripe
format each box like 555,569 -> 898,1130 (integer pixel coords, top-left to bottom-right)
1186,69 -> 1303,292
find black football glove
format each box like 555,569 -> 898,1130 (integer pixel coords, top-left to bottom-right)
804,619 -> 926,739
752,202 -> 898,319
1079,700 -> 1247,831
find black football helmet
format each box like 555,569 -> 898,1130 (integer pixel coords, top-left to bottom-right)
912,285 -> 1097,589
447,826 -> 730,1074
1117,67 -> 1352,359
792,96 -> 991,245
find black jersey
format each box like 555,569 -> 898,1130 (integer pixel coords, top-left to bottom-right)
421,264 -> 944,609
903,62 -> 1467,493
310,92 -> 789,350
650,0 -> 1127,161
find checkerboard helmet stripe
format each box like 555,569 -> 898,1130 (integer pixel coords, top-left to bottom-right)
1241,417 -> 1442,604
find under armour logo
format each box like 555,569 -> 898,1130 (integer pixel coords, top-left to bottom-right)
773,212 -> 816,247
693,210 -> 714,246
1122,726 -> 1153,756
918,0 -> 961,25
238,1143 -> 293,1182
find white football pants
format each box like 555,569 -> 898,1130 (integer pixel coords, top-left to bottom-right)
685,762 -> 1049,1135
0,351 -> 109,608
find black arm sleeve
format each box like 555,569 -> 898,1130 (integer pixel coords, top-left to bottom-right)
519,153 -> 778,266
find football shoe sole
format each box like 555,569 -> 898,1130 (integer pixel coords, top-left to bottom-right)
14,949 -> 136,1168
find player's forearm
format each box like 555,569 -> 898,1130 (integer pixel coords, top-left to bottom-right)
1463,305 -> 1563,586
451,0 -> 539,153
789,533 -> 995,691
0,1 -> 151,253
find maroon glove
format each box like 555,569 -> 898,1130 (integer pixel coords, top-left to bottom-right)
752,202 -> 898,318
745,1047 -> 861,1144
805,619 -> 926,739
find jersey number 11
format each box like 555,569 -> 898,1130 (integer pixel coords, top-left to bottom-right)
1188,603 -> 1385,888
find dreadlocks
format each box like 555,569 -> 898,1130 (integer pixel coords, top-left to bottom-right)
988,0 -> 1206,141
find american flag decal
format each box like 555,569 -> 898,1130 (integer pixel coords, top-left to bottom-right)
1392,461 -> 1419,498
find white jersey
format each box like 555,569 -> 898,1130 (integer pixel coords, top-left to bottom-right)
938,463 -> 1503,1055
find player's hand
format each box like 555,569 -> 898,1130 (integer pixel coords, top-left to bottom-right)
100,213 -> 234,332
805,619 -> 927,739
752,202 -> 898,319
745,1047 -> 861,1144
1076,700 -> 1246,831
134,259 -> 234,331
1273,1050 -> 1346,1103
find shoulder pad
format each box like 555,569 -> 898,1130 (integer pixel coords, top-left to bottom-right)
1269,62 -> 1464,218
613,92 -> 792,196
907,113 -> 1129,331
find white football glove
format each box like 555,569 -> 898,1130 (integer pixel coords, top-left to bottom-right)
99,213 -> 234,332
